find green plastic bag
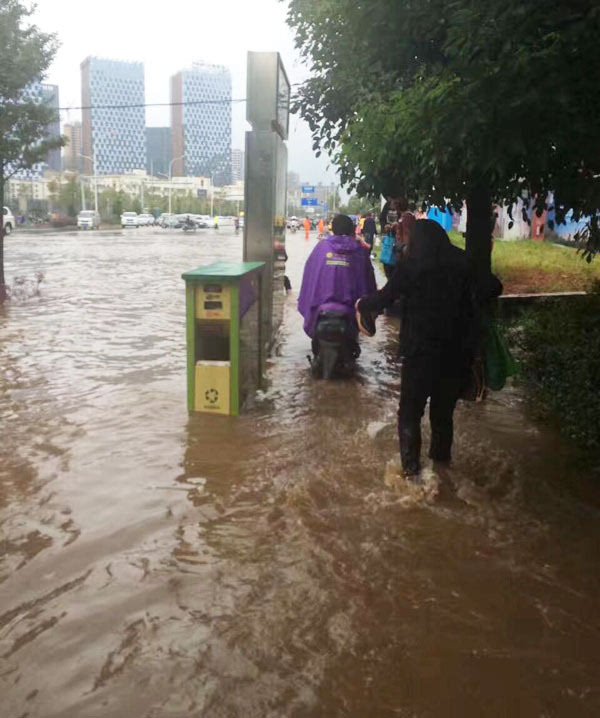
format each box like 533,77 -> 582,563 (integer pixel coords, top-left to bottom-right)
482,317 -> 518,391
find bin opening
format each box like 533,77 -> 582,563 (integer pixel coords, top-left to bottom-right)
204,301 -> 223,311
196,320 -> 230,361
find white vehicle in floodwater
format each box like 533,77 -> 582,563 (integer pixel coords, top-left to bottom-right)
77,210 -> 101,230
2,206 -> 15,234
121,212 -> 138,228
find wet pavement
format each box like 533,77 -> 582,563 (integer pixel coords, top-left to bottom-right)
1,228 -> 599,717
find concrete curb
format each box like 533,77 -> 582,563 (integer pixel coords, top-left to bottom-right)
498,291 -> 587,318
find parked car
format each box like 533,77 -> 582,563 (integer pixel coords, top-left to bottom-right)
136,213 -> 154,227
190,214 -> 208,228
162,215 -> 182,229
2,206 -> 15,235
77,210 -> 101,230
158,213 -> 174,228
121,212 -> 138,228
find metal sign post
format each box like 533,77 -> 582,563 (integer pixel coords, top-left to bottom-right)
243,52 -> 290,355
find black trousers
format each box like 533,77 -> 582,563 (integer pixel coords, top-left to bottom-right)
398,354 -> 461,472
383,262 -> 395,280
364,233 -> 374,250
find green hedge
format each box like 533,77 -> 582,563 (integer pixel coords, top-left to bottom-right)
515,285 -> 600,462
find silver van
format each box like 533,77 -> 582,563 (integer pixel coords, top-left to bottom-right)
77,210 -> 101,230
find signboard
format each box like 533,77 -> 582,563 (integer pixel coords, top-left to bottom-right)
276,58 -> 290,140
246,52 -> 290,141
301,185 -> 315,194
197,189 -> 207,198
301,197 -> 318,207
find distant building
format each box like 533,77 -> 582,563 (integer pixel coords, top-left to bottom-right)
10,81 -> 61,179
170,62 -> 231,185
231,149 -> 245,182
63,121 -> 82,172
41,84 -> 61,172
287,171 -> 300,190
81,56 -> 146,175
146,127 -> 172,176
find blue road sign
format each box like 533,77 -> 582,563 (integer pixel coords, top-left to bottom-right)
301,185 -> 315,193
301,197 -> 319,206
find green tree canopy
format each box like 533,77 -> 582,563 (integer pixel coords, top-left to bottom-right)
0,0 -> 64,300
285,0 -> 600,268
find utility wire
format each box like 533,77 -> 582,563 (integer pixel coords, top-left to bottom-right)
56,98 -> 249,112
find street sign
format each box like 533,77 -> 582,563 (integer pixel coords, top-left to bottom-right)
301,197 -> 318,206
301,185 -> 315,193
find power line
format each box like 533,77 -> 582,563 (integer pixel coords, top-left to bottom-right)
57,98 -> 248,112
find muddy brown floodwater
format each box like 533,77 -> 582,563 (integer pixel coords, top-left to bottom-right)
1,228 -> 599,718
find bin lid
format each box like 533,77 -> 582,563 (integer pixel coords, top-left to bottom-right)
182,261 -> 264,282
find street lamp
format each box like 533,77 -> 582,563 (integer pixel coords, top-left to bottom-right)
79,151 -> 98,214
169,156 -> 184,216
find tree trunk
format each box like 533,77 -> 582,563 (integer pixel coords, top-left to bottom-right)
465,185 -> 493,280
0,173 -> 6,303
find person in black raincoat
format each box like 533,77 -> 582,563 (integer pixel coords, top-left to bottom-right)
356,219 -> 502,476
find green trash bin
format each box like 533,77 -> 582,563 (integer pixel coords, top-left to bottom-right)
181,261 -> 265,415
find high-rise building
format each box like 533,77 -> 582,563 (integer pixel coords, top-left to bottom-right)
170,63 -> 231,185
63,121 -> 82,172
41,84 -> 61,172
231,148 -> 245,182
81,57 -> 146,175
146,127 -> 172,176
10,81 -> 61,179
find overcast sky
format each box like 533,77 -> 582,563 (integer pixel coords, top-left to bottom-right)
33,0 -> 339,186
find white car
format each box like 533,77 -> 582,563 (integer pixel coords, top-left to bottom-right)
77,210 -> 101,230
2,206 -> 15,235
136,213 -> 154,227
121,212 -> 138,228
158,213 -> 173,228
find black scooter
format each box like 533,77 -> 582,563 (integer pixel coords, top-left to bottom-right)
182,216 -> 196,232
309,310 -> 360,379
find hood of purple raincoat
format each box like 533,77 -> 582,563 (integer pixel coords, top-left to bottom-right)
297,234 -> 377,337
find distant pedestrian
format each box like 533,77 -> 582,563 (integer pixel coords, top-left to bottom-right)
380,197 -> 393,234
303,216 -> 311,239
379,224 -> 400,280
362,212 -> 377,252
318,218 -> 325,237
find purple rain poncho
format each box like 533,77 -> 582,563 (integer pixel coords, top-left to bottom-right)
297,234 -> 377,337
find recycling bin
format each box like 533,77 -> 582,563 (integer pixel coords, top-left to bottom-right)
181,261 -> 265,415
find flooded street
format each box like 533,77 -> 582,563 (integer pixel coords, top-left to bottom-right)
1,228 -> 599,717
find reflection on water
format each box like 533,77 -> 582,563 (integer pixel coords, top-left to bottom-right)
1,229 -> 599,717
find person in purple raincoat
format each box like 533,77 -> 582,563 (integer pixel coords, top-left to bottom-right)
298,214 -> 377,339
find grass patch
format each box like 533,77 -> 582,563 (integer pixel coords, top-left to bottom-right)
448,231 -> 600,294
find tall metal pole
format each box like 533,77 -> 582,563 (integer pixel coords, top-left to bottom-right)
93,149 -> 98,214
80,175 -> 86,211
169,155 -> 184,216
79,153 -> 94,211
210,173 -> 214,217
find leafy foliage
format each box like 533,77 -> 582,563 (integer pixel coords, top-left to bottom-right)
0,0 -> 64,300
0,0 -> 64,182
285,0 -> 600,256
516,287 -> 600,462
